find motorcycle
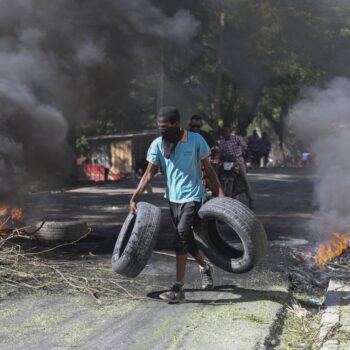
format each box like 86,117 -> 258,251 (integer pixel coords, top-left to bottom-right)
203,146 -> 246,199
218,154 -> 247,199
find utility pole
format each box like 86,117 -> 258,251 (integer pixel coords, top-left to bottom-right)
213,10 -> 225,137
156,44 -> 164,112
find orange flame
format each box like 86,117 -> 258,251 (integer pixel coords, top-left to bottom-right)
11,208 -> 23,221
0,207 -> 9,216
314,232 -> 348,268
0,207 -> 24,235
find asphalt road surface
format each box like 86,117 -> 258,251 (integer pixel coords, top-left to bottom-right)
1,168 -> 315,349
23,167 -> 315,246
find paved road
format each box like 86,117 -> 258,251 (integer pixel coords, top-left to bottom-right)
23,167 -> 315,246
0,250 -> 289,350
1,168 -> 314,349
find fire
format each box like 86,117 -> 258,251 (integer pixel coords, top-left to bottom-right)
0,207 -> 9,216
11,208 -> 23,221
0,207 -> 24,236
0,207 -> 9,230
314,232 -> 348,267
0,207 -> 23,221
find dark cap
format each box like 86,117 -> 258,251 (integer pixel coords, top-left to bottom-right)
157,106 -> 180,123
190,114 -> 203,126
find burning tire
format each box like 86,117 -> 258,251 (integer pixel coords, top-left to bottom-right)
112,202 -> 161,278
195,197 -> 267,273
32,219 -> 88,242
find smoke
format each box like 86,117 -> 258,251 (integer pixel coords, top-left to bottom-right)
74,39 -> 105,67
0,0 -> 199,202
291,77 -> 350,238
114,1 -> 199,45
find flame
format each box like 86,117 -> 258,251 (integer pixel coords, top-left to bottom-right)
0,207 -> 9,216
314,232 -> 348,267
0,207 -> 24,236
11,208 -> 23,221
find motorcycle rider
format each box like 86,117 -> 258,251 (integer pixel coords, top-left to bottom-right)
218,126 -> 253,209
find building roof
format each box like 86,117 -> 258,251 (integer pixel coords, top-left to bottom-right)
86,129 -> 158,141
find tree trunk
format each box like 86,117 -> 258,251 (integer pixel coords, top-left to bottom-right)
236,87 -> 263,135
279,103 -> 289,165
263,103 -> 289,165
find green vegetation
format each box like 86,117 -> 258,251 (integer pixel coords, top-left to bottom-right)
277,294 -> 323,350
75,1 -> 350,160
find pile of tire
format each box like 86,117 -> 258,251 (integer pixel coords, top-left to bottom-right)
111,197 -> 267,277
31,218 -> 88,242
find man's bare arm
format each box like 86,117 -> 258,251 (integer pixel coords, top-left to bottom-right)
130,162 -> 158,214
201,156 -> 224,197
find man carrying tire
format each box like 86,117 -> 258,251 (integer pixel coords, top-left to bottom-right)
130,106 -> 224,304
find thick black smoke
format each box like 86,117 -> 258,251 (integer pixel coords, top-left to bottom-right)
0,0 -> 198,201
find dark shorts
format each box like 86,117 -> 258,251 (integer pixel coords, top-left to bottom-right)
169,201 -> 201,256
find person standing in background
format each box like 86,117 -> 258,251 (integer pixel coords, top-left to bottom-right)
248,130 -> 260,167
189,115 -> 216,149
258,132 -> 271,167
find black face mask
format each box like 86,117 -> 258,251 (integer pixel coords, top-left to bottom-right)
158,126 -> 183,158
159,126 -> 181,142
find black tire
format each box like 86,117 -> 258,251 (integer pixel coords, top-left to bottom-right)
232,175 -> 247,197
32,219 -> 88,242
111,201 -> 161,278
195,197 -> 267,273
222,178 -> 232,197
222,176 -> 246,198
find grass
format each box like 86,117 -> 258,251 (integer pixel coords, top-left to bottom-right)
277,293 -> 323,350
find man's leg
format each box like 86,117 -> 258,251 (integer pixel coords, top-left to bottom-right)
160,202 -> 186,303
170,202 -> 189,285
160,202 -> 214,303
186,203 -> 214,290
173,202 -> 208,278
191,251 -> 207,268
175,254 -> 187,284
189,241 -> 214,290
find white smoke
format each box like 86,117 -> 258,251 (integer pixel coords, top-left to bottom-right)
114,1 -> 199,45
291,77 -> 350,238
75,39 -> 105,66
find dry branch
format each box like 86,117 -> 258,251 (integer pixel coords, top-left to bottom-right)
0,227 -> 146,303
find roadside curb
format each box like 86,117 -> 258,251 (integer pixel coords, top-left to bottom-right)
319,279 -> 341,350
319,278 -> 350,350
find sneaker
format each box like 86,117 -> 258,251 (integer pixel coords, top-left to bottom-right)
200,263 -> 214,290
159,283 -> 186,304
